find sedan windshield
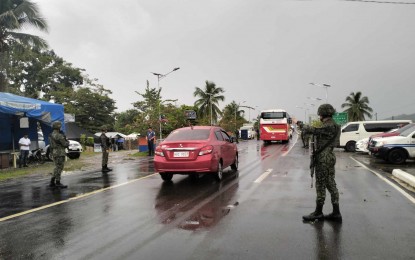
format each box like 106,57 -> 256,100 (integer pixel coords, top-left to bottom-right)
165,129 -> 210,141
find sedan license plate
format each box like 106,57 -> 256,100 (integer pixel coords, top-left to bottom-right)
174,151 -> 189,157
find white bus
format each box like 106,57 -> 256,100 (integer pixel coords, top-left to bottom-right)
259,109 -> 292,144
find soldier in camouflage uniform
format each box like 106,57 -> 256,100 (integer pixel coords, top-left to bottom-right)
100,127 -> 112,172
297,121 -> 309,148
302,104 -> 342,222
303,129 -> 311,149
49,121 -> 70,188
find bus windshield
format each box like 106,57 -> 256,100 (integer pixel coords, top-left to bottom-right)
261,112 -> 286,119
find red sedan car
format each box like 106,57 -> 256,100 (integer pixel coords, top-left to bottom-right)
154,126 -> 239,182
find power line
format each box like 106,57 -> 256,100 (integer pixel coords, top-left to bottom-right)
342,0 -> 415,4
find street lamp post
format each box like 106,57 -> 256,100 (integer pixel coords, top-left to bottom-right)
152,67 -> 180,140
309,83 -> 331,103
307,96 -> 323,102
235,101 -> 246,130
296,106 -> 309,123
240,105 -> 255,123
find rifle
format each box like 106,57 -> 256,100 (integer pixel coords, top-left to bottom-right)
310,134 -> 316,188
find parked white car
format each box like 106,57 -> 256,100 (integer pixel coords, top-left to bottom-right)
355,138 -> 369,153
372,124 -> 415,164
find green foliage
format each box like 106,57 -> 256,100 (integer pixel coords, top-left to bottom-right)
311,120 -> 323,128
0,0 -> 48,92
219,101 -> 247,132
7,47 -> 83,99
80,134 -> 94,148
86,137 -> 94,147
80,134 -> 87,148
341,91 -> 373,121
5,46 -> 117,134
193,81 -> 225,124
64,84 -> 116,133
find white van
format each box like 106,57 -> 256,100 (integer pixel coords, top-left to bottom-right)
239,124 -> 257,140
340,120 -> 412,152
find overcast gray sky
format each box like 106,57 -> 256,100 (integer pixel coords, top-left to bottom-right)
33,0 -> 415,121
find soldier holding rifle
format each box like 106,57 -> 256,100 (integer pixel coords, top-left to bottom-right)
302,104 -> 342,222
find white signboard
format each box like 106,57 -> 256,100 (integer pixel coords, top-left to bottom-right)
20,117 -> 29,128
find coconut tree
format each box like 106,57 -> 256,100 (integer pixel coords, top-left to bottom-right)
193,81 -> 225,125
341,91 -> 373,121
0,0 -> 48,91
219,101 -> 246,132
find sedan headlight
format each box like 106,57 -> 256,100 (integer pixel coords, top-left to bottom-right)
375,141 -> 385,147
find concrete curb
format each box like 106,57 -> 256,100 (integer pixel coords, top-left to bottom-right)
392,169 -> 415,188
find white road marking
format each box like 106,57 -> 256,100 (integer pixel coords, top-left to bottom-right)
254,169 -> 273,183
282,133 -> 298,157
0,173 -> 157,222
351,157 -> 415,204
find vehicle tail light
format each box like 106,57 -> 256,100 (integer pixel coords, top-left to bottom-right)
199,145 -> 213,156
155,147 -> 165,157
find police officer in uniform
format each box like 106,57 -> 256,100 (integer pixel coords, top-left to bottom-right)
49,121 -> 70,188
302,104 -> 342,222
100,127 -> 112,172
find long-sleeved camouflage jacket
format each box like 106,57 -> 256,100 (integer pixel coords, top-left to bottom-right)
49,130 -> 70,157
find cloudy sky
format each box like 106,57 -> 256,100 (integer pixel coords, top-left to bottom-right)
32,0 -> 415,121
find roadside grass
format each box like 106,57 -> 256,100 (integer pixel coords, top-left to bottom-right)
129,151 -> 149,157
0,162 -> 54,181
0,151 -> 96,182
0,150 -> 146,182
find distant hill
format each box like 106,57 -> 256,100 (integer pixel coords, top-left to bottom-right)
383,113 -> 415,122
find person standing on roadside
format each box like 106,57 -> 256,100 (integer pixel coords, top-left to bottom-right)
302,104 -> 342,222
100,127 -> 112,172
146,127 -> 155,156
18,133 -> 31,168
49,121 -> 69,188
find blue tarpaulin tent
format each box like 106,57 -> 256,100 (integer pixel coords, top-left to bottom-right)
0,92 -> 65,151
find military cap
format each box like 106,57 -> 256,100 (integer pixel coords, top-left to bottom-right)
52,121 -> 62,129
317,104 -> 336,117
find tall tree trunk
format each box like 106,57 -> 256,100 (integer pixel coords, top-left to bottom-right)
0,72 -> 7,92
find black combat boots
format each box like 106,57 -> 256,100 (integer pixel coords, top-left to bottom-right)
324,203 -> 342,222
49,177 -> 56,187
55,180 -> 68,189
303,203 -> 324,222
102,164 -> 112,172
102,165 -> 112,172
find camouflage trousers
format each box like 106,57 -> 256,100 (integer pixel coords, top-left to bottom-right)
315,154 -> 339,205
52,156 -> 65,181
102,149 -> 109,167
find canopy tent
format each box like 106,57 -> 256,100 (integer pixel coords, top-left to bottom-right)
94,132 -> 126,139
125,133 -> 141,140
0,92 -> 65,151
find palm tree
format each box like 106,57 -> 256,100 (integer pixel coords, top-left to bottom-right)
220,101 -> 246,131
0,0 -> 48,91
341,91 -> 373,121
193,81 -> 225,125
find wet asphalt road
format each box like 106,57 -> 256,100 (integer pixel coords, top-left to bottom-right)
0,133 -> 414,259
